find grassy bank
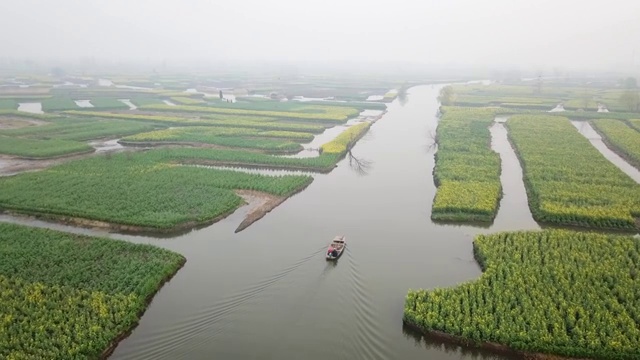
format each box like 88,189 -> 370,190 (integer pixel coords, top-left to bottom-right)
431,107 -> 501,222
404,230 -> 640,360
0,222 -> 185,359
506,115 -> 640,230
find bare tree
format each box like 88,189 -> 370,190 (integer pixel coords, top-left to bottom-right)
347,150 -> 373,176
424,128 -> 438,153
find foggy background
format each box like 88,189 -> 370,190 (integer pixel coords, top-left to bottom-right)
1,0 -> 639,73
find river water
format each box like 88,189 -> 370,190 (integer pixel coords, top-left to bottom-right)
571,120 -> 640,183
107,85 -> 535,359
3,85 -> 539,359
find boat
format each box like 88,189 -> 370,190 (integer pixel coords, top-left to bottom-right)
326,235 -> 346,260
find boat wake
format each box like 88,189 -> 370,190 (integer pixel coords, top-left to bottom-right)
116,246 -> 326,359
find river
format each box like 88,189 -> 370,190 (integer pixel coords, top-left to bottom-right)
3,85 -> 537,359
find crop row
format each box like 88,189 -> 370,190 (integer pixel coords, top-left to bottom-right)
142,148 -> 341,172
0,110 -> 62,121
65,110 -> 327,133
432,107 -> 501,222
404,230 -> 640,360
169,96 -> 205,105
1,118 -> 157,141
199,97 -> 385,112
41,96 -> 79,111
0,155 -> 313,229
591,119 -> 640,169
506,115 -> 640,229
320,122 -> 371,154
139,104 -> 359,122
0,99 -> 17,109
88,97 -> 130,109
0,135 -> 93,158
0,222 -> 184,359
117,121 -> 370,171
122,126 -> 313,147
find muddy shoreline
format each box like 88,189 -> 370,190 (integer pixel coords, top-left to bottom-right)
401,321 -> 588,360
99,256 -> 187,359
234,190 -> 287,233
0,178 -> 314,236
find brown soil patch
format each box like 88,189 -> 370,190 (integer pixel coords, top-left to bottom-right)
0,116 -> 48,129
0,146 -> 141,177
402,321 -> 590,360
233,190 -> 286,233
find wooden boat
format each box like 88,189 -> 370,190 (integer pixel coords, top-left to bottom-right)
326,235 -> 346,260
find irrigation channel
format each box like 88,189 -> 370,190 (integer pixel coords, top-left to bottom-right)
6,85 -> 636,359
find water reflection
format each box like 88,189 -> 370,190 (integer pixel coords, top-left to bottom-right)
397,86 -> 409,106
347,150 -> 373,176
402,324 -> 516,360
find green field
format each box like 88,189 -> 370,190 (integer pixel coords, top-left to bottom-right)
41,96 -> 79,111
1,118 -> 157,141
0,99 -> 18,110
404,230 -> 640,360
0,153 -> 313,230
121,126 -> 313,150
0,135 -> 93,158
431,107 -> 501,222
65,110 -> 327,133
140,104 -> 359,123
591,119 -> 640,168
506,115 -> 640,229
169,96 -> 205,105
89,97 -> 130,109
0,222 -> 184,359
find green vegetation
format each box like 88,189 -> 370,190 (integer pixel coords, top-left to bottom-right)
64,110 -> 327,133
89,97 -> 130,109
564,98 -> 598,111
628,119 -> 640,132
0,135 -> 93,158
206,98 -> 382,112
0,222 -> 184,359
129,97 -> 165,107
432,108 -> 501,222
143,148 -> 341,172
169,96 -> 205,105
0,110 -> 61,120
1,118 -> 157,141
0,99 -> 18,110
404,230 -> 640,360
259,130 -> 314,142
122,126 -> 311,151
507,115 -> 640,229
41,96 -> 79,111
320,122 -> 371,154
140,104 -> 359,123
591,119 -> 640,168
0,153 -> 313,230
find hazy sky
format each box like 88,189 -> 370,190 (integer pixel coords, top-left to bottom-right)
2,0 -> 639,71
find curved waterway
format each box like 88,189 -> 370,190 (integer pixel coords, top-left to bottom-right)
571,120 -> 640,183
2,85 -> 538,359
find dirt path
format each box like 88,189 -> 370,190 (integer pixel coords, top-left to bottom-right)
0,144 -> 138,177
